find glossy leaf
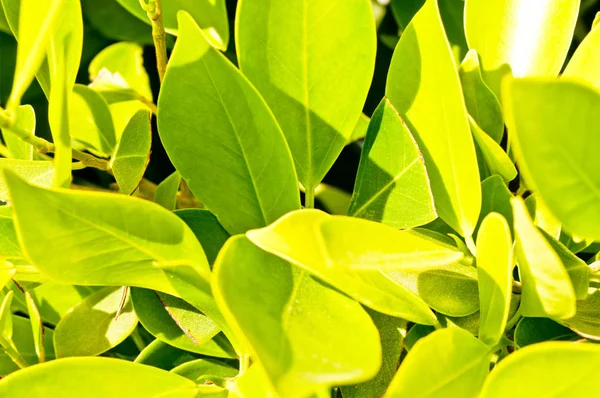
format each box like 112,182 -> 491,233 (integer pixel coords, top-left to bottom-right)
469,117 -> 517,182
54,287 -> 137,358
563,288 -> 600,340
1,105 -> 34,160
314,184 -> 351,215
0,159 -> 54,201
213,236 -> 382,398
6,0 -> 62,107
154,171 -> 180,210
237,0 -> 376,192
0,357 -> 198,397
175,209 -> 230,266
88,41 -> 151,139
524,194 -> 561,240
480,342 -> 600,398
69,84 -> 116,157
341,310 -> 407,398
384,328 -> 490,398
514,318 -> 578,347
131,288 -> 234,358
116,0 -> 229,50
564,20 -> 600,88
171,358 -> 238,383
0,315 -> 55,376
24,292 -> 44,363
465,0 -> 579,81
540,229 -> 589,300
157,12 -> 300,235
505,79 -> 600,241
476,175 -> 513,237
512,197 -> 576,319
349,98 -> 436,228
476,213 -> 513,346
134,339 -> 198,370
348,113 -> 370,143
110,110 -> 151,195
30,282 -> 99,326
247,209 -> 458,324
80,0 -> 153,45
4,171 -> 225,334
387,0 -> 481,239
459,50 -> 504,143
386,260 -> 479,317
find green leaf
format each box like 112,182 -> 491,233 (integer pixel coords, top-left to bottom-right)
465,0 -> 579,87
69,84 -> 116,157
30,282 -> 99,326
135,339 -> 198,370
236,0 -> 376,192
384,328 -> 490,398
386,259 -> 479,317
524,194 -> 561,240
0,105 -> 34,160
0,207 -> 20,260
110,110 -> 151,195
459,50 -> 504,143
563,288 -> 600,340
4,171 -> 225,334
0,159 -> 54,201
539,230 -> 589,300
213,236 -> 382,398
514,318 -> 578,347
0,290 -> 13,342
341,310 -> 407,398
349,98 -> 436,228
171,358 -> 238,384
475,175 -> 513,237
0,357 -> 199,397
404,324 -> 435,351
154,171 -> 180,210
116,0 -> 229,50
247,209 -> 458,324
512,197 -> 576,319
504,79 -> 600,241
88,41 -> 151,139
5,0 -> 62,108
89,42 -> 152,101
175,210 -> 230,266
24,292 -> 44,363
348,113 -> 370,143
80,0 -> 153,46
0,315 -> 54,376
157,12 -> 300,235
53,286 -> 137,358
314,184 -> 351,216
480,342 -> 600,397
563,19 -> 600,88
469,117 -> 517,182
476,213 -> 513,346
387,0 -> 481,239
131,288 -> 235,358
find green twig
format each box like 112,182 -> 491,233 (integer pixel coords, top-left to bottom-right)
140,0 -> 168,82
305,188 -> 315,209
0,107 -> 110,170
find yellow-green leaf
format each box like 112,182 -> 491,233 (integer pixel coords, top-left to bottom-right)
387,0 -> 481,239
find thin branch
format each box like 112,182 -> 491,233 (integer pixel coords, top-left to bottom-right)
140,0 -> 168,82
0,107 -> 110,171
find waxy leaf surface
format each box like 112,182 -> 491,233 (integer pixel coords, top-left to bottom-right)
158,12 -> 300,235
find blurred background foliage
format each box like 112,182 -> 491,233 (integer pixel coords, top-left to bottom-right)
0,0 -> 598,200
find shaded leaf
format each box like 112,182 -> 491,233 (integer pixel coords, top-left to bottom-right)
154,171 -> 180,211
175,209 -> 230,266
469,117 -> 516,182
514,318 -> 578,347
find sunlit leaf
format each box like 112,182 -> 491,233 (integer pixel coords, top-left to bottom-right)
158,12 -> 300,235
237,0 -> 376,192
349,98 -> 436,229
387,0 -> 481,238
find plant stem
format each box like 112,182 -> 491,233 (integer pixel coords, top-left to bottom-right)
305,188 -> 315,209
130,328 -> 147,352
0,107 -> 110,170
504,305 -> 522,332
140,0 -> 168,82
